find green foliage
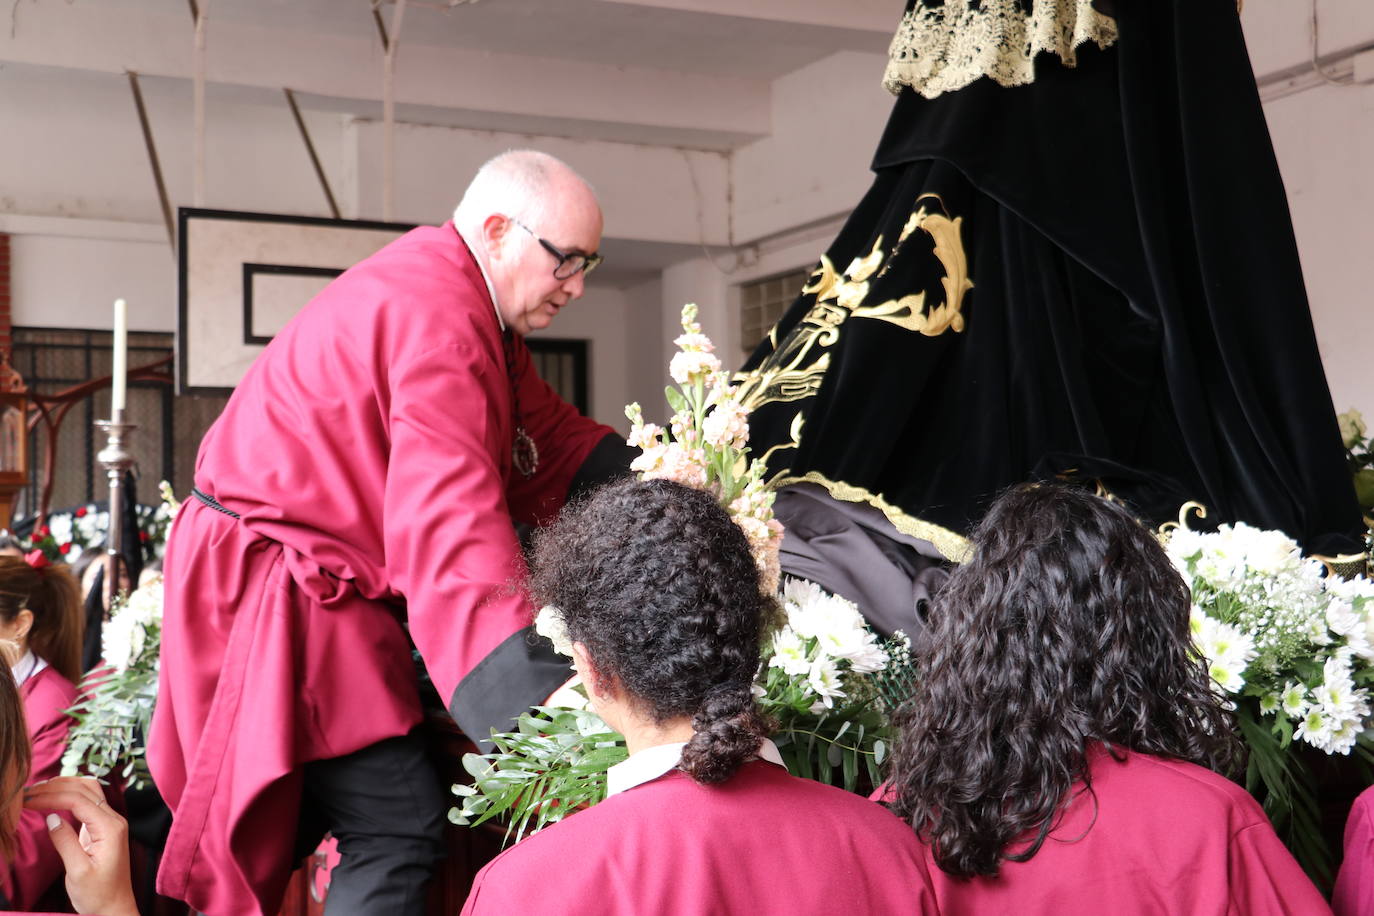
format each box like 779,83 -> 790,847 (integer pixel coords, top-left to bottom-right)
60,587 -> 162,789
450,706 -> 628,844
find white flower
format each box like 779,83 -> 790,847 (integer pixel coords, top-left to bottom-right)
48,513 -> 73,547
627,420 -> 663,451
845,641 -> 890,675
1227,522 -> 1302,577
640,442 -> 708,490
1190,608 -> 1256,694
669,349 -> 722,385
1338,409 -> 1367,449
673,331 -> 714,354
702,397 -> 750,450
100,584 -> 161,674
768,628 -> 812,677
534,605 -> 573,657
545,676 -> 589,710
1294,707 -> 1333,752
1280,682 -> 1308,718
629,442 -> 668,475
805,657 -> 846,708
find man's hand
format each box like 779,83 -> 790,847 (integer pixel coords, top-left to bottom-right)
25,777 -> 140,916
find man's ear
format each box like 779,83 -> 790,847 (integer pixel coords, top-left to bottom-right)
482,213 -> 510,261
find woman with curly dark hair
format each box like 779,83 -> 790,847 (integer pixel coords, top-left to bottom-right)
462,477 -> 936,915
884,482 -> 1327,913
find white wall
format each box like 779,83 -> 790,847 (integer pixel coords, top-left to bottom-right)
731,50 -> 890,244
1265,80 -> 1374,414
2,4 -> 1371,433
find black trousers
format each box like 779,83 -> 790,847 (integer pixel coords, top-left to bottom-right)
296,731 -> 448,915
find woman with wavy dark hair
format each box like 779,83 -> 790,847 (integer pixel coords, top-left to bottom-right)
462,477 -> 936,915
884,482 -> 1327,913
0,648 -> 138,915
0,552 -> 87,909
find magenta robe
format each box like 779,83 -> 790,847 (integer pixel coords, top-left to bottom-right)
1334,785 -> 1374,916
461,761 -> 939,915
149,223 -> 614,915
4,665 -> 78,910
883,749 -> 1330,915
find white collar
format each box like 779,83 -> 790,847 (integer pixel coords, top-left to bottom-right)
456,227 -> 506,332
9,649 -> 47,686
606,738 -> 786,797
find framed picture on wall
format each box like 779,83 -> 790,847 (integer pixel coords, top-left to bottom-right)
177,208 -> 415,396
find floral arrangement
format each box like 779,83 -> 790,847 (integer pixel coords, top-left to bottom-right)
60,483 -> 179,788
451,305 -> 904,840
61,578 -> 165,788
756,578 -> 904,788
1166,514 -> 1374,880
1337,408 -> 1374,517
626,303 -> 783,593
11,484 -> 175,564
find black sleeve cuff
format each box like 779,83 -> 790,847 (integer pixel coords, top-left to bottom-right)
567,432 -> 637,501
449,626 -> 573,751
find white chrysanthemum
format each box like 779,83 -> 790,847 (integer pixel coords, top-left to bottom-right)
1280,682 -> 1308,718
844,641 -> 891,675
782,577 -> 825,609
768,628 -> 812,677
1190,608 -> 1255,694
534,605 -> 573,657
805,657 -> 846,708
788,589 -> 863,643
1294,707 -> 1334,753
1328,575 -> 1374,660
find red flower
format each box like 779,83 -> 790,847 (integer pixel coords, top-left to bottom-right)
36,525 -> 50,539
58,542 -> 72,556
139,531 -> 150,543
74,506 -> 88,518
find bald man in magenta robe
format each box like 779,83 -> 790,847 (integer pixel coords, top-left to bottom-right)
150,151 -> 631,916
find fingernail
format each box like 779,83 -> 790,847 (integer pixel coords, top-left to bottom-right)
46,813 -> 60,831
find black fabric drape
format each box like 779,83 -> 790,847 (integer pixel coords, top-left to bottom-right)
741,0 -> 1363,554
81,471 -> 146,672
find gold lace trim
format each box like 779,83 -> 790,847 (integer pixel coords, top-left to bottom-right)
883,0 -> 1119,99
773,471 -> 972,563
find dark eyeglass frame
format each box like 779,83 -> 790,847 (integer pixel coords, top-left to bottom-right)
511,218 -> 603,280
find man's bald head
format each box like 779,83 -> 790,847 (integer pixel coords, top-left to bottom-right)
453,150 -> 597,236
455,150 -> 604,335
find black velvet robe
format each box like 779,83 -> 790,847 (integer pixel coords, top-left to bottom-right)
740,0 -> 1364,555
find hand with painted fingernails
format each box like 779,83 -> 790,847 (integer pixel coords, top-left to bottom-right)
24,777 -> 139,916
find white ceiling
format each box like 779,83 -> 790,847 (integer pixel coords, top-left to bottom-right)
204,0 -> 892,81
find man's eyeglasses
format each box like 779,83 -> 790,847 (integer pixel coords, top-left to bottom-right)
511,219 -> 603,281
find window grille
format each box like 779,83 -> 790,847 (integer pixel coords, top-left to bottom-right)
9,330 -> 589,519
739,268 -> 810,354
10,328 -> 229,518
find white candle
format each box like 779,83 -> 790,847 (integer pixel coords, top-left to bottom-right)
112,298 -> 128,415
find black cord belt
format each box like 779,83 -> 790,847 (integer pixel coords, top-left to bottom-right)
192,487 -> 241,519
